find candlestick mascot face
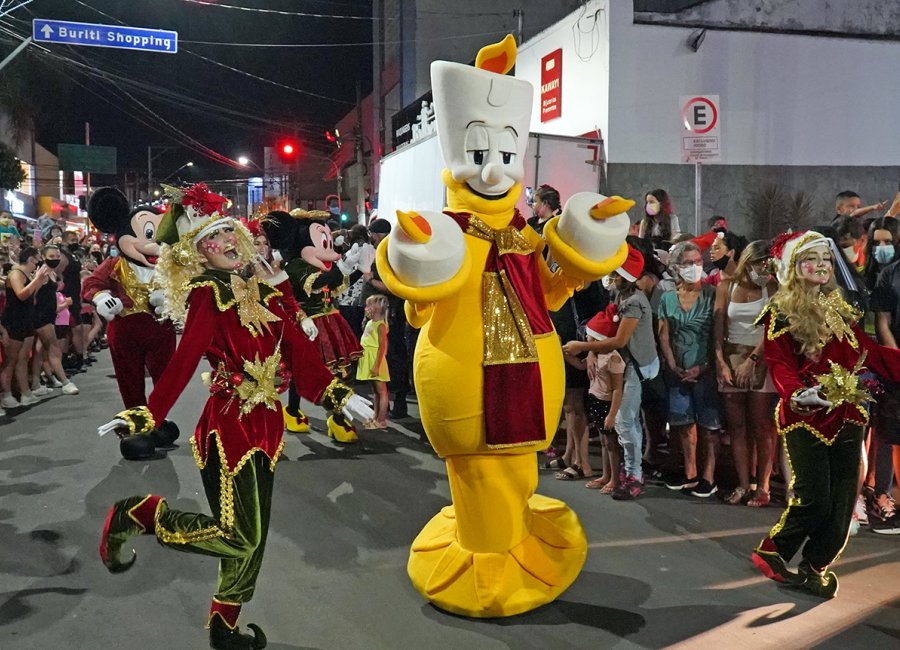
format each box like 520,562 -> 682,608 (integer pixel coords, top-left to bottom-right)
432,35 -> 532,213
87,188 -> 165,268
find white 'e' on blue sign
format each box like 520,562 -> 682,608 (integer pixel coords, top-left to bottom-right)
33,19 -> 178,54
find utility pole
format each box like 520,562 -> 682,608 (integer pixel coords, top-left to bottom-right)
0,36 -> 31,73
355,80 -> 365,225
85,122 -> 91,198
514,9 -> 523,44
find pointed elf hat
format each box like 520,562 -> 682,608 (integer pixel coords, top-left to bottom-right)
157,183 -> 232,247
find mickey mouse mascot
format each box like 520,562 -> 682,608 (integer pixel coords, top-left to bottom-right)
83,188 -> 179,459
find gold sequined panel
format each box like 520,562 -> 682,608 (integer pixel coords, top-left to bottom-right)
465,215 -> 533,256
235,350 -> 282,416
483,270 -> 538,366
230,274 -> 281,337
116,258 -> 151,316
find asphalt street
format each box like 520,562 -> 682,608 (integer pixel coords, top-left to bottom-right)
1,349 -> 898,649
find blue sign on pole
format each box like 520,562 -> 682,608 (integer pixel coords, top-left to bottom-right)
33,19 -> 178,54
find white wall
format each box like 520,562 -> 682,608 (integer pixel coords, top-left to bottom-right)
377,133 -> 445,226
515,0 -> 610,143
607,0 -> 900,166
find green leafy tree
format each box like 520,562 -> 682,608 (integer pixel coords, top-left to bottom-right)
0,141 -> 26,191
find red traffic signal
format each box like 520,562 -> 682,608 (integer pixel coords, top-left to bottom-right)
277,140 -> 299,162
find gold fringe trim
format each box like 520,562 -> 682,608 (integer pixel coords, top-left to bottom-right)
156,432 -> 284,546
774,400 -> 868,447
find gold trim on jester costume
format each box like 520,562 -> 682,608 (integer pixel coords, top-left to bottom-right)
375,35 -> 631,617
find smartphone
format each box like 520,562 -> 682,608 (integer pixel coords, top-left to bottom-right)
525,186 -> 534,207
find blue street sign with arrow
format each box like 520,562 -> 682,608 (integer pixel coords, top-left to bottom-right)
33,19 -> 177,54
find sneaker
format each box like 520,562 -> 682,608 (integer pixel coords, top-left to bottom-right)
48,376 -> 64,388
0,394 -> 19,409
666,475 -> 697,491
688,479 -> 718,498
612,475 -> 643,500
870,494 -> 900,535
33,385 -> 53,397
855,493 -> 869,525
61,382 -> 80,395
19,393 -> 39,406
849,511 -> 860,536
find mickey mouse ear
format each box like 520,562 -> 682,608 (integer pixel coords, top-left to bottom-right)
87,187 -> 130,234
261,211 -> 296,251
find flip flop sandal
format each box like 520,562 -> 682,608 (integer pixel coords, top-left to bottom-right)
599,483 -> 616,494
555,465 -> 584,481
585,477 -> 610,489
543,458 -> 568,471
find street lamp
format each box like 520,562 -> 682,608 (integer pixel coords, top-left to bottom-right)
161,162 -> 194,183
238,155 -> 263,171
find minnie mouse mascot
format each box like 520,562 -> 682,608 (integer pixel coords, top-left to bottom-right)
83,188 -> 179,459
264,209 -> 363,442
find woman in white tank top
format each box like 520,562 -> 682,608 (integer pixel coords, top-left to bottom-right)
713,241 -> 779,507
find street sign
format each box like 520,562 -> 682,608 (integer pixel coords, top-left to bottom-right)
680,95 -> 721,163
58,144 -> 117,174
33,19 -> 177,54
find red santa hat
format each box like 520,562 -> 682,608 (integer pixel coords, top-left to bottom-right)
771,230 -> 829,285
614,245 -> 644,283
585,304 -> 620,340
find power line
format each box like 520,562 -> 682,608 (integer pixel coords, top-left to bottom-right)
177,0 -> 372,19
71,0 -> 355,105
180,28 -> 526,48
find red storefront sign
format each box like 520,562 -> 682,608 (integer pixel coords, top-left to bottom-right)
540,48 -> 563,122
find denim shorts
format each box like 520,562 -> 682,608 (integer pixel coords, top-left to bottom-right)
668,371 -> 722,430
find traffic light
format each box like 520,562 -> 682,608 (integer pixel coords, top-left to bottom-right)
340,212 -> 349,223
276,140 -> 299,163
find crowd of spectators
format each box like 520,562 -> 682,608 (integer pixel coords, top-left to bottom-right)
537,187 -> 900,536
0,212 -> 111,416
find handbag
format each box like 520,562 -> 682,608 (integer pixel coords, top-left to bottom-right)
724,341 -> 767,390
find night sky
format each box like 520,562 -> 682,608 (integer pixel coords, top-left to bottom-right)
0,0 -> 372,179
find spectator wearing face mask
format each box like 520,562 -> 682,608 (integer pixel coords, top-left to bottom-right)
863,217 -> 900,293
704,231 -> 745,287
638,189 -> 680,248
713,240 -> 778,507
832,214 -> 866,274
659,241 -> 722,498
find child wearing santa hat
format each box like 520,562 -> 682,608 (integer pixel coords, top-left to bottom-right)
583,303 -> 626,495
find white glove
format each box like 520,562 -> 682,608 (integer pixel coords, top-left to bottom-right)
791,385 -> 832,411
97,418 -> 127,438
300,317 -> 318,341
336,244 -> 363,275
342,393 -> 374,423
93,293 -> 124,321
148,289 -> 166,316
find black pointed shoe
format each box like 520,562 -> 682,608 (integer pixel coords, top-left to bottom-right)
151,419 -> 180,448
209,616 -> 267,649
99,495 -> 163,573
797,559 -> 839,598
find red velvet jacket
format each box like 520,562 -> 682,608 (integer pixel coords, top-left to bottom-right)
763,312 -> 900,443
146,272 -> 335,472
81,257 -> 153,316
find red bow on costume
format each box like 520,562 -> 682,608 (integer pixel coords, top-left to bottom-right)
182,183 -> 228,217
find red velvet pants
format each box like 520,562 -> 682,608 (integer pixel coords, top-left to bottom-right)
107,312 -> 177,409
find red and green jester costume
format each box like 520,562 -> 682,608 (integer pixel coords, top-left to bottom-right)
99,186 -> 370,649
751,235 -> 900,598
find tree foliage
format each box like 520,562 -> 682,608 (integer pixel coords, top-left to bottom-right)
0,142 -> 26,192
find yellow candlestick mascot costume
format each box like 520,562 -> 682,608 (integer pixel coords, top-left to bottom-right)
375,35 -> 632,617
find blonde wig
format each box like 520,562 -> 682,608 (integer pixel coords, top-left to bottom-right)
769,246 -> 847,358
155,219 -> 259,325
